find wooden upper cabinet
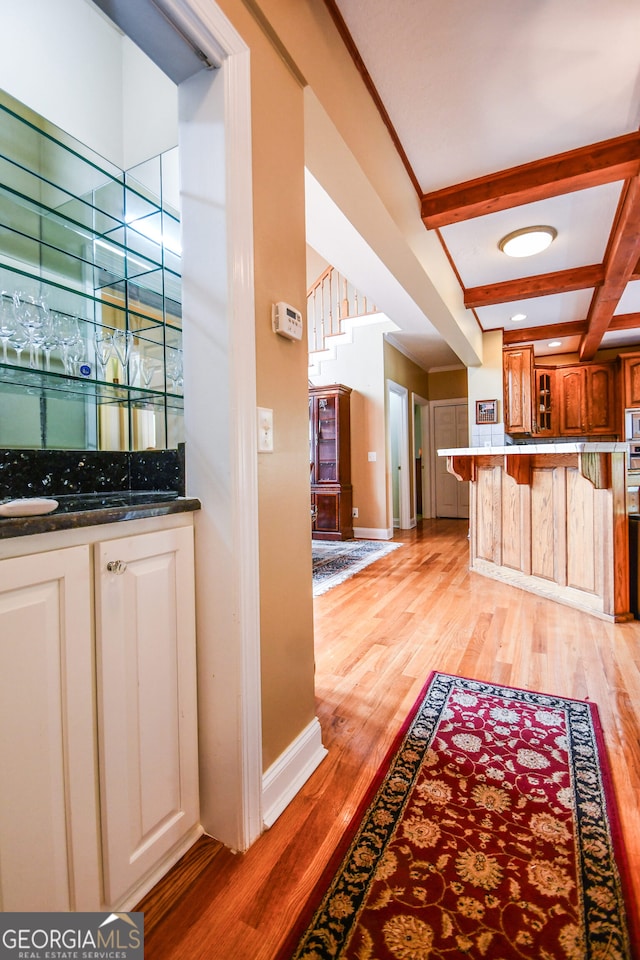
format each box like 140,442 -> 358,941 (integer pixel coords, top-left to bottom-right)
557,367 -> 585,435
585,363 -> 617,434
557,362 -> 618,436
503,346 -> 534,434
622,353 -> 640,408
532,366 -> 555,436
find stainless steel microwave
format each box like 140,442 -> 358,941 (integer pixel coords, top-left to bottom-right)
630,443 -> 640,471
625,409 -> 640,440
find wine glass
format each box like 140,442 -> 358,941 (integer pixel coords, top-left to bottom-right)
112,329 -> 133,382
95,327 -> 114,380
140,356 -> 161,389
0,293 -> 16,363
165,347 -> 183,393
9,322 -> 28,366
66,331 -> 87,376
41,314 -> 60,372
56,314 -> 81,374
14,291 -> 47,369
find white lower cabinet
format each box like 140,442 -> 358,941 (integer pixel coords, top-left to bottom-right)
0,519 -> 200,911
0,545 -> 101,911
95,525 -> 200,906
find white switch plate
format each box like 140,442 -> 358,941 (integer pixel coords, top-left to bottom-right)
368,451 -> 377,461
257,407 -> 274,452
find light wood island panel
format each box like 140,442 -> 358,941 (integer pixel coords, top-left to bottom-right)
442,443 -> 630,621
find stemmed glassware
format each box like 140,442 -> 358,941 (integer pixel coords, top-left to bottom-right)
41,314 -> 60,372
9,323 -> 28,366
56,314 -> 81,375
140,356 -> 161,389
0,293 -> 15,363
165,347 -> 183,393
112,329 -> 133,382
13,291 -> 48,369
95,327 -> 114,380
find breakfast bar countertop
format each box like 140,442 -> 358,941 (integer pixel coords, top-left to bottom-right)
437,441 -> 630,456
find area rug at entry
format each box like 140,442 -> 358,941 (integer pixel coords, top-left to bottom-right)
312,539 -> 402,597
279,672 -> 638,960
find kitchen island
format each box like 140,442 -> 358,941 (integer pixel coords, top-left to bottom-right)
438,442 -> 631,621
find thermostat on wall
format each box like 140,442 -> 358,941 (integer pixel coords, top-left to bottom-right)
272,301 -> 303,341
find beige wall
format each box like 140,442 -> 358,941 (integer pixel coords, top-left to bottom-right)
384,341 -> 431,399
428,368 -> 468,401
213,0 -> 317,771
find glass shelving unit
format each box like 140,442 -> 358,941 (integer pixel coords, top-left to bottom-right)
0,89 -> 183,450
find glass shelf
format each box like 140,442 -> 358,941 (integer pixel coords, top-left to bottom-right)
0,88 -> 183,451
0,361 -> 182,406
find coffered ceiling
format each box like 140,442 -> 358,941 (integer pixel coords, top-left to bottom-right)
326,0 -> 640,364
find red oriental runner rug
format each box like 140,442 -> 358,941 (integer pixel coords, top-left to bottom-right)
280,672 -> 638,960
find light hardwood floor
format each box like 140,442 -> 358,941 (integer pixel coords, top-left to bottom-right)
143,519 -> 640,959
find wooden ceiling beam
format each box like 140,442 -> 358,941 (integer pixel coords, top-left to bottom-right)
610,312 -> 640,330
579,178 -> 640,360
464,264 -> 604,309
421,132 -> 640,229
502,312 -> 640,346
503,320 -> 586,345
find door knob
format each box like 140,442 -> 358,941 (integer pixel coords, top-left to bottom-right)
107,559 -> 127,574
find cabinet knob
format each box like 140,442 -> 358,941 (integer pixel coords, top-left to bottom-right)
107,559 -> 127,574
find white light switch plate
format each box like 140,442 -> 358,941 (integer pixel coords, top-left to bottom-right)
257,407 -> 274,452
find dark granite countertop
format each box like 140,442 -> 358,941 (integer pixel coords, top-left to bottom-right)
0,447 -> 200,539
0,490 -> 201,539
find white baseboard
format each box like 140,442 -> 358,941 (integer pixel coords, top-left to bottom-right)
353,526 -> 394,540
262,717 -> 327,828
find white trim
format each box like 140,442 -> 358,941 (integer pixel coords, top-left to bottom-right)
353,525 -> 394,540
387,380 -> 411,530
412,392 -> 431,520
171,0 -> 262,853
262,719 -> 328,829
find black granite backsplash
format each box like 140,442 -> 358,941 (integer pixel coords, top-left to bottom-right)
0,445 -> 185,500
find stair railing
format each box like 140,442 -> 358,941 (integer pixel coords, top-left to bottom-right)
307,266 -> 377,355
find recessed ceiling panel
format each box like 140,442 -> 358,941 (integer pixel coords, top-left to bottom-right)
439,183 -> 621,288
614,279 -> 640,315
335,0 -> 640,191
476,289 -> 595,332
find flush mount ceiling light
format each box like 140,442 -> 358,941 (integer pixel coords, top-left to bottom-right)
548,340 -> 562,348
510,312 -> 527,322
499,226 -> 557,258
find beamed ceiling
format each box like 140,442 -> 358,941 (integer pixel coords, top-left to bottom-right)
325,0 -> 640,366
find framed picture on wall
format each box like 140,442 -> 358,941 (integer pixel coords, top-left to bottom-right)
476,399 -> 498,424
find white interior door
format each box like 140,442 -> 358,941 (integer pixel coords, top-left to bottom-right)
433,401 -> 469,519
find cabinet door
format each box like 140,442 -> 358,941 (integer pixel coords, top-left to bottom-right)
557,367 -> 585,435
586,364 -> 617,434
95,526 -> 199,907
532,367 -> 555,435
0,546 -> 101,911
623,354 -> 640,408
503,347 -> 533,434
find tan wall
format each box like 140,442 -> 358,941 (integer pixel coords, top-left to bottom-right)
215,0 -> 316,771
384,342 -> 431,399
428,368 -> 468,401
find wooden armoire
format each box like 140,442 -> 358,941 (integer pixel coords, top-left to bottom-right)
309,384 -> 353,540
